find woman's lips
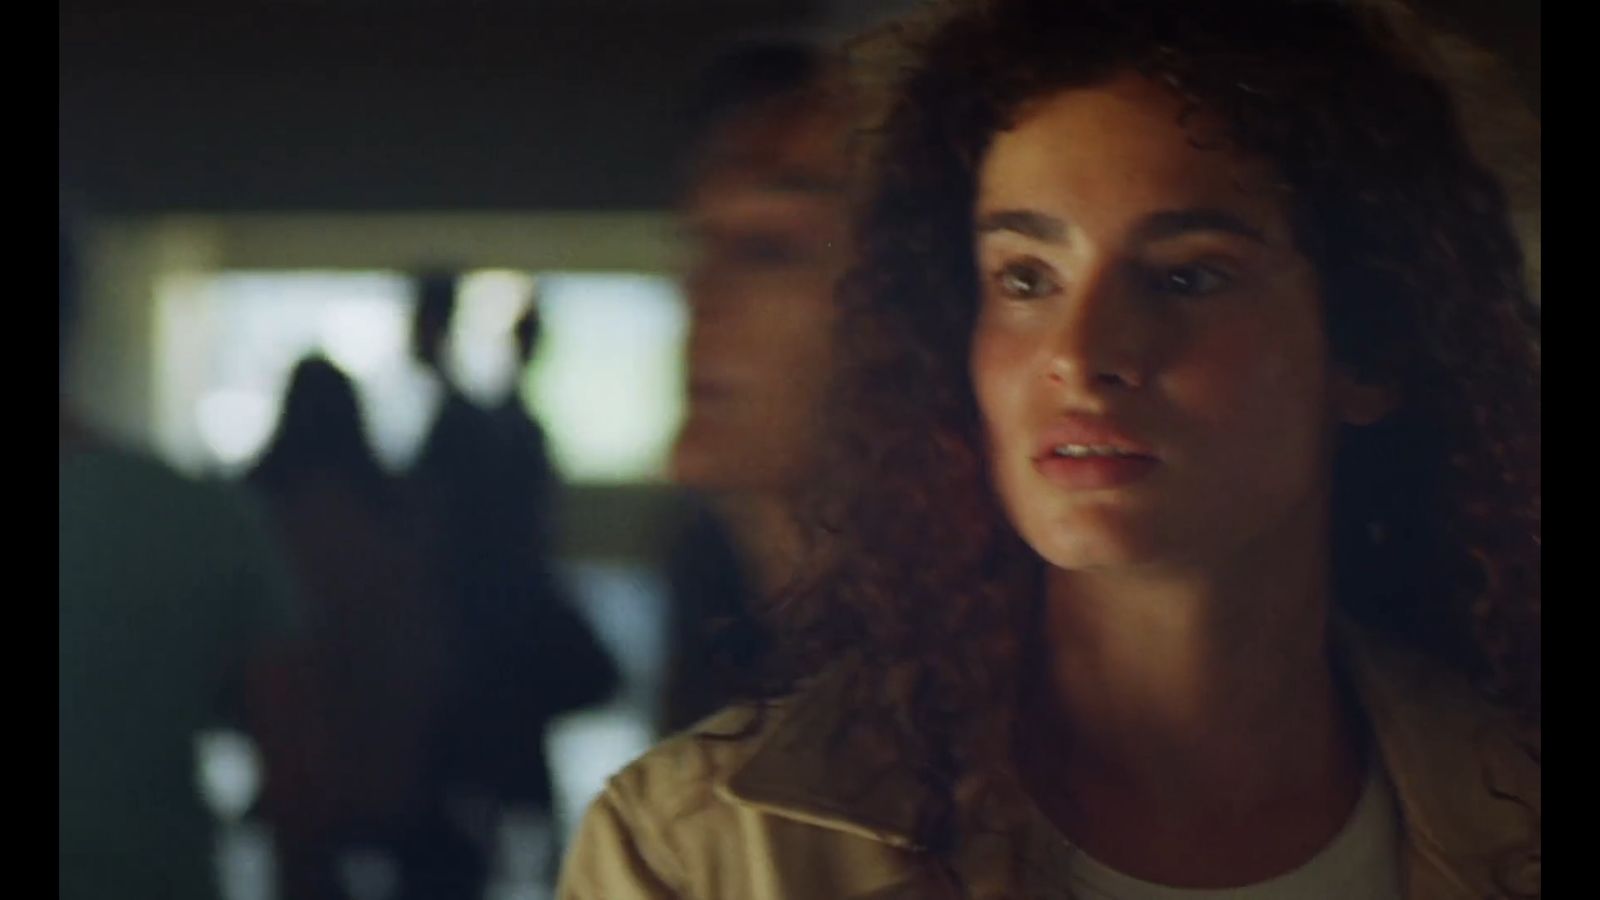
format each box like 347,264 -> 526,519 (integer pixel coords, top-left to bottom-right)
1031,415 -> 1159,490
1032,453 -> 1159,490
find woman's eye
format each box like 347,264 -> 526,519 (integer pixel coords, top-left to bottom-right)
1154,264 -> 1231,297
993,260 -> 1058,299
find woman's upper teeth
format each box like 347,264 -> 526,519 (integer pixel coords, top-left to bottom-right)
1052,444 -> 1134,458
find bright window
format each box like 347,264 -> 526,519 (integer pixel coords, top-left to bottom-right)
154,269 -> 687,484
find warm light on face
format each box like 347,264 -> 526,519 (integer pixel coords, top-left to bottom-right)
970,74 -> 1335,573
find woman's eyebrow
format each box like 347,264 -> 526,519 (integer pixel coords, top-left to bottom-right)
976,207 -> 1267,246
1130,208 -> 1267,245
975,209 -> 1067,243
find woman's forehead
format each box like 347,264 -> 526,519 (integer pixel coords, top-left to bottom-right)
978,74 -> 1291,239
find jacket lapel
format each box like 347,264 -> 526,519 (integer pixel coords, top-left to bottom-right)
717,664 -> 927,850
1337,621 -> 1541,899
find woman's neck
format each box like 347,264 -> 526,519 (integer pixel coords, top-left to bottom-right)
1016,503 -> 1367,886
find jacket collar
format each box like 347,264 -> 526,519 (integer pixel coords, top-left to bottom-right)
717,620 -> 1540,896
716,662 -> 925,849
1335,620 -> 1541,898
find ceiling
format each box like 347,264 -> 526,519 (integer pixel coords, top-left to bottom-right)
60,0 -> 1537,213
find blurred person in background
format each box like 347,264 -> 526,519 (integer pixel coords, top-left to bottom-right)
59,205 -> 300,900
488,297 -> 562,571
657,37 -> 863,734
407,272 -> 619,897
244,355 -> 453,900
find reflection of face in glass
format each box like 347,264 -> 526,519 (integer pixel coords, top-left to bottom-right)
671,100 -> 852,493
971,73 -> 1387,574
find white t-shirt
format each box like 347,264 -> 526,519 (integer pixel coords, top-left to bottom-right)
1063,767 -> 1403,900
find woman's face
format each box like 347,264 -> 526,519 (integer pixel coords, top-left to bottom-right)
971,73 -> 1357,573
670,102 -> 850,493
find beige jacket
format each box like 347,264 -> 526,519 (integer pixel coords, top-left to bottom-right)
558,624 -> 1540,899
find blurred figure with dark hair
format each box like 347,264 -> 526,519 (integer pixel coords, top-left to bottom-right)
407,272 -> 618,898
489,297 -> 560,556
244,355 -> 453,900
59,205 -> 299,900
657,37 -> 860,733
249,356 -> 388,501
410,269 -> 460,390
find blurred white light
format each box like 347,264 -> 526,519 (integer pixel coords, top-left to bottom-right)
530,274 -> 687,483
451,270 -> 538,407
194,729 -> 264,823
361,362 -> 443,472
460,270 -> 538,329
545,707 -> 654,843
158,268 -> 683,484
319,302 -> 405,378
197,388 -> 278,469
214,820 -> 277,900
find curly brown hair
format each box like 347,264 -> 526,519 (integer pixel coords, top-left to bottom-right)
723,0 -> 1540,887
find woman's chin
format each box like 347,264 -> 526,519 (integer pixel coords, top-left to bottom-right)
1023,519 -> 1176,574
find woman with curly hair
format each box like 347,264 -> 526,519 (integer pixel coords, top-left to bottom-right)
558,0 -> 1540,897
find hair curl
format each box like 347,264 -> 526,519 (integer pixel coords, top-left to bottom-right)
728,0 -> 1539,889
